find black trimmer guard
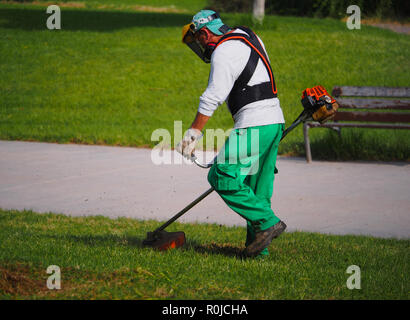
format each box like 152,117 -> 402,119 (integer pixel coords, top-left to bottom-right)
143,230 -> 186,251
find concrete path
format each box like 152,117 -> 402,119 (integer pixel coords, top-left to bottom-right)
0,140 -> 409,239
366,22 -> 410,35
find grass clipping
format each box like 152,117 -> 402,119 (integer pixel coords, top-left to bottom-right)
0,263 -> 47,297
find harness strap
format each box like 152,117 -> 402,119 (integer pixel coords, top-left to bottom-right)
215,26 -> 277,116
232,48 -> 259,94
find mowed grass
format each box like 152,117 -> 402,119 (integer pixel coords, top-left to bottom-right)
0,209 -> 408,299
0,1 -> 410,160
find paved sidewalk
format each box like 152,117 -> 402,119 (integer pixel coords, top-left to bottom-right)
0,140 -> 409,239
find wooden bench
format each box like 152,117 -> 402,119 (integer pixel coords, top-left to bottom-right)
303,86 -> 410,162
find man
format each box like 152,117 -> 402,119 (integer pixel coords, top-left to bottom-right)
177,10 -> 286,258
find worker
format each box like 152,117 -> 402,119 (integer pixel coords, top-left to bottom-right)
177,10 -> 286,258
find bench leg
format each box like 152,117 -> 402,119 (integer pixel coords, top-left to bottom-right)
303,122 -> 312,163
329,121 -> 342,138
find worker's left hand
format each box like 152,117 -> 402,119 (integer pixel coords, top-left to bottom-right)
176,128 -> 203,160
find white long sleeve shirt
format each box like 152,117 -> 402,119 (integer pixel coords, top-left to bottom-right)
198,28 -> 285,129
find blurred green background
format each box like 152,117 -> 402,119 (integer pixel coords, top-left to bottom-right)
0,0 -> 409,160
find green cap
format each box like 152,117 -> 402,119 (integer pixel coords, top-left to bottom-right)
192,10 -> 225,36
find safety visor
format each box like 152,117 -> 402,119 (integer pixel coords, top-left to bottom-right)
182,23 -> 210,63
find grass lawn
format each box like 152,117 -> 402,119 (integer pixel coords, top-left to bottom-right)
0,1 -> 409,161
0,209 -> 408,299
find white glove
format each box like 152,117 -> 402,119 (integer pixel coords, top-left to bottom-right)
176,128 -> 202,160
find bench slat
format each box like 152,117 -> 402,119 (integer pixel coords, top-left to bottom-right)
337,98 -> 410,110
306,122 -> 410,130
334,111 -> 410,123
304,85 -> 410,163
332,86 -> 410,98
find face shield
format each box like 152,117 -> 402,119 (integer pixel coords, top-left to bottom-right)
182,23 -> 211,63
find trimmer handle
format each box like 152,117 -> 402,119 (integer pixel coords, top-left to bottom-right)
190,110 -> 309,169
191,154 -> 214,169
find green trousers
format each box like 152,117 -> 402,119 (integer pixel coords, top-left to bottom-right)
207,123 -> 284,256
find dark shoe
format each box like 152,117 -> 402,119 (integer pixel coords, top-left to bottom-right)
244,221 -> 287,257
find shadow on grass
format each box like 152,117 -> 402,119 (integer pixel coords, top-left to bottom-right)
0,7 -> 192,32
185,240 -> 245,259
44,233 -> 247,258
45,233 -> 146,247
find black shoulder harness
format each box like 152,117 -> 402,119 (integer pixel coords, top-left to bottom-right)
215,26 -> 277,116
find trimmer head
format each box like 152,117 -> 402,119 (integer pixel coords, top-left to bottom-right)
143,230 -> 186,251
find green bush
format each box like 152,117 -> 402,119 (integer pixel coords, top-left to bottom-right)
208,0 -> 410,19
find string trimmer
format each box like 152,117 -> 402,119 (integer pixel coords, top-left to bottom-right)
142,86 -> 339,250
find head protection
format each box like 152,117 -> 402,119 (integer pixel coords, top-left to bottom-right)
182,10 -> 230,63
